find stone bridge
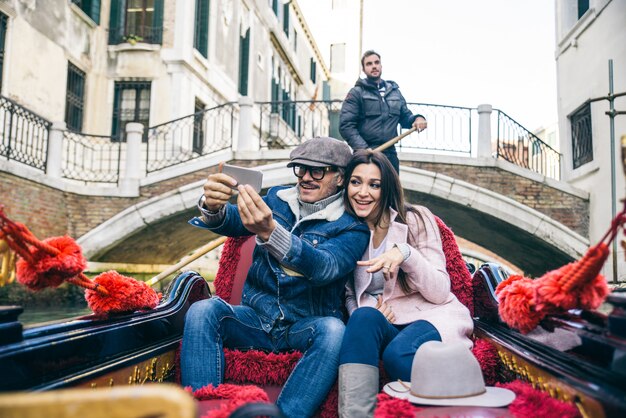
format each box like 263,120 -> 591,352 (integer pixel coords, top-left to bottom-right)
1,148 -> 589,278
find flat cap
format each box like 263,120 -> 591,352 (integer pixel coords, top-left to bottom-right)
287,136 -> 353,168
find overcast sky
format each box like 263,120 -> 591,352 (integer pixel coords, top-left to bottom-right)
357,0 -> 557,131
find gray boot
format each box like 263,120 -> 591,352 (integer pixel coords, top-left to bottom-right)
338,363 -> 379,418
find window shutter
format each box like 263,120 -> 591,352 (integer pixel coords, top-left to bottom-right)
152,0 -> 164,44
238,28 -> 250,95
111,82 -> 122,140
282,3 -> 289,36
108,0 -> 124,44
90,0 -> 101,25
194,0 -> 209,58
310,58 -> 316,83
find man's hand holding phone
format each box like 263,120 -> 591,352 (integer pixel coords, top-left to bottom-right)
202,163 -> 237,212
203,163 -> 263,212
237,184 -> 276,241
202,164 -> 273,239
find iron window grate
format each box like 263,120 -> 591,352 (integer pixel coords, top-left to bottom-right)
570,102 -> 593,169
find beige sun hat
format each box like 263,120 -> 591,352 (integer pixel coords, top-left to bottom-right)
383,341 -> 516,407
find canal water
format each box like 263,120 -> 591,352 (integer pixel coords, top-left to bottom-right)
19,307 -> 93,326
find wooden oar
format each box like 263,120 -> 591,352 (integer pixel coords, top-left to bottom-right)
146,236 -> 228,286
374,127 -> 417,152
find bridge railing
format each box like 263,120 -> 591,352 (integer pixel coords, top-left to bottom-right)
146,102 -> 238,173
255,100 -> 474,156
62,130 -> 121,183
0,96 -> 50,171
495,109 -> 561,180
256,100 -> 342,148
1,95 -> 562,184
400,103 -> 473,155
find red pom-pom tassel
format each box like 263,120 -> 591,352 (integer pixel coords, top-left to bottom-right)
85,270 -> 160,315
496,275 -> 543,334
16,236 -> 86,290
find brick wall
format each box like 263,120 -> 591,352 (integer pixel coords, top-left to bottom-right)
0,159 -> 282,240
1,172 -> 70,238
403,161 -> 589,237
1,159 -> 588,243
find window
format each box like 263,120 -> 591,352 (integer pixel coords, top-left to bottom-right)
65,62 -> 86,132
269,61 -> 298,133
109,0 -> 163,45
111,81 -> 151,141
71,0 -> 101,24
193,98 -> 205,154
570,102 -> 593,169
194,0 -> 209,58
283,2 -> 290,37
310,58 -> 316,84
272,0 -> 279,16
238,27 -> 250,95
330,43 -> 346,73
577,0 -> 589,19
0,12 -> 7,93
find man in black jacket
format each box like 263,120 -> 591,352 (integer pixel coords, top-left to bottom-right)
339,50 -> 427,172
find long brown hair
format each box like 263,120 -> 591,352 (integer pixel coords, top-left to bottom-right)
343,150 -> 419,294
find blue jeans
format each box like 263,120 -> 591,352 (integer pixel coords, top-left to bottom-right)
339,307 -> 441,381
181,297 -> 345,418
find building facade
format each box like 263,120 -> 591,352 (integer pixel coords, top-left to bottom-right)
298,0 -> 362,100
0,0 -> 328,139
555,0 -> 626,280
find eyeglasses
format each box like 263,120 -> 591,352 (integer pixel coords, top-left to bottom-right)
292,165 -> 335,180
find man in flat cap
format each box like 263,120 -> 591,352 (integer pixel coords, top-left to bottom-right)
182,137 -> 370,417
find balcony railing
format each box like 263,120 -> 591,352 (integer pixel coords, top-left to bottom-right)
0,96 -> 50,171
109,25 -> 163,45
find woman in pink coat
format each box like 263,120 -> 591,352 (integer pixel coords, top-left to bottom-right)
338,150 -> 473,417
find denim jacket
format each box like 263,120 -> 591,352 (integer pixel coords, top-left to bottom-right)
189,186 -> 370,331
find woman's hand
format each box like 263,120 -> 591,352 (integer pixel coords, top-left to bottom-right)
357,246 -> 404,280
376,295 -> 395,323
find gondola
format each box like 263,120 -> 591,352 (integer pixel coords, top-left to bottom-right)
2,227 -> 626,418
0,270 -> 208,392
472,263 -> 626,417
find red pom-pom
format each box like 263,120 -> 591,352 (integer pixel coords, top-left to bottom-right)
533,263 -> 577,311
578,274 -> 610,309
85,270 -> 160,315
16,236 -> 86,290
496,275 -> 543,334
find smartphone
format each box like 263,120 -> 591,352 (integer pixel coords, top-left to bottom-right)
222,164 -> 263,193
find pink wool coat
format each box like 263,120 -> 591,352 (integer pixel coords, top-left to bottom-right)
345,206 -> 474,348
